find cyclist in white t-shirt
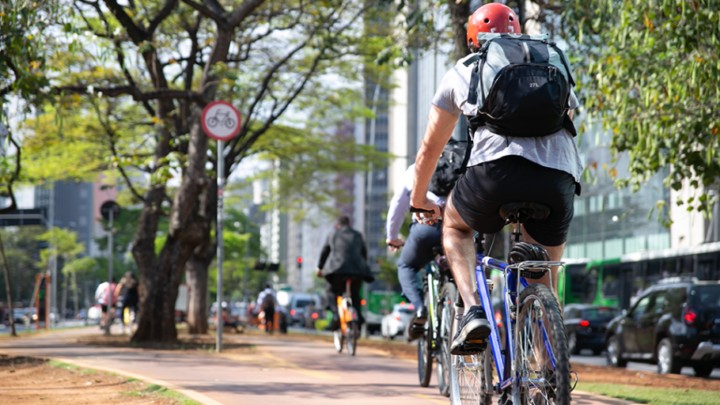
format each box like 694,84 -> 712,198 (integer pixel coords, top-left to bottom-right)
410,3 -> 582,355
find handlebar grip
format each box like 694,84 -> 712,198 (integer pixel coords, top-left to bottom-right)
410,206 -> 435,214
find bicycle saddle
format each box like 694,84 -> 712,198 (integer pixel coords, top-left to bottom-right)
499,202 -> 551,224
432,245 -> 444,256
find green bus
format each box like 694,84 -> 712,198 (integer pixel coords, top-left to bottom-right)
580,241 -> 720,310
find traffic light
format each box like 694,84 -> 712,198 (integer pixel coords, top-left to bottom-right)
296,256 -> 302,269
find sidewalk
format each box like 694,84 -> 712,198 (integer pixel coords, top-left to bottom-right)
0,327 -> 636,405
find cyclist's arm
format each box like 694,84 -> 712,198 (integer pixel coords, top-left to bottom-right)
386,165 -> 413,241
360,235 -> 368,261
317,236 -> 331,270
410,105 -> 458,215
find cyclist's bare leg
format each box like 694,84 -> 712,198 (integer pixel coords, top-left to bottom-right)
442,194 -> 481,307
521,228 -> 565,302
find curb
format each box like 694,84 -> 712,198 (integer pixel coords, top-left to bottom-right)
49,356 -> 227,405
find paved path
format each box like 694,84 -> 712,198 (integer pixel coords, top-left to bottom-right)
0,327 -> 634,405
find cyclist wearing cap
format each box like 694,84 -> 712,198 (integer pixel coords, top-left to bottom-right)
410,3 -> 582,355
385,163 -> 446,340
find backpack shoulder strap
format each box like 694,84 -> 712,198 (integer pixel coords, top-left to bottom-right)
544,40 -> 576,87
466,40 -> 493,106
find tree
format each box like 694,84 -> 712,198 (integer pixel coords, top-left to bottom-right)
37,227 -> 86,319
61,257 -> 98,321
30,0 -> 394,342
0,0 -> 63,336
562,0 -> 720,215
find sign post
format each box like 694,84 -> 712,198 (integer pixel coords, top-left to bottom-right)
100,200 -> 121,335
202,101 -> 241,353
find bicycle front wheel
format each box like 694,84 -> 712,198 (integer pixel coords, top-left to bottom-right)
346,322 -> 358,356
437,283 -> 456,397
515,284 -> 571,405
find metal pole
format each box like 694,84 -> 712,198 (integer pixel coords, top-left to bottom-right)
49,184 -> 57,328
0,233 -> 16,336
216,139 -> 224,352
104,211 -> 114,335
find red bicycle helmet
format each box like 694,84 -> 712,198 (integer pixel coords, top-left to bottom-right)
467,3 -> 522,50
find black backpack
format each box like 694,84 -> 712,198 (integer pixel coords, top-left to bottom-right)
465,33 -> 577,138
428,140 -> 467,197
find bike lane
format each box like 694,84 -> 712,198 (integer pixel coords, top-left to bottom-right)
0,327 -> 635,405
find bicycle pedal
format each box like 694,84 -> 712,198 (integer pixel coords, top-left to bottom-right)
453,340 -> 487,355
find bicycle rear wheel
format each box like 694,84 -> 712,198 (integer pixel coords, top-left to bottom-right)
515,284 -> 571,405
346,321 -> 358,356
334,329 -> 344,353
418,332 -> 433,387
436,283 -> 455,397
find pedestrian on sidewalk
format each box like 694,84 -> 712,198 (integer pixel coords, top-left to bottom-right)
256,284 -> 276,334
95,278 -> 117,330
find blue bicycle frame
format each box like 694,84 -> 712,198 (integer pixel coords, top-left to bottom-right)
473,252 -> 557,394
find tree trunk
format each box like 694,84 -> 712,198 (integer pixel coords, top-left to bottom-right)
186,180 -> 217,335
186,250 -> 210,334
131,29 -> 233,343
61,274 -> 68,322
448,0 -> 472,61
72,271 -> 79,320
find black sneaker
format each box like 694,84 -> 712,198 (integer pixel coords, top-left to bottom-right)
411,306 -> 428,325
450,305 -> 491,355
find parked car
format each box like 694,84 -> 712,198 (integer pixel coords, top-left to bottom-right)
605,277 -> 720,376
564,304 -> 619,355
287,293 -> 322,327
364,311 -> 383,335
381,303 -> 414,340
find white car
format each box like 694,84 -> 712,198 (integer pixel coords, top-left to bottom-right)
381,303 -> 415,340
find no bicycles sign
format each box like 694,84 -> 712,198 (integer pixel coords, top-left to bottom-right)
201,101 -> 242,141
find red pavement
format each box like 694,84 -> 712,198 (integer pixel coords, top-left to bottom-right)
0,327 -> 635,405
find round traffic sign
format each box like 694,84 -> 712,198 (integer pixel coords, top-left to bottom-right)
100,200 -> 121,221
201,101 -> 242,141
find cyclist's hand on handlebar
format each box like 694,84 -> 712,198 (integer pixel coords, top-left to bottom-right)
386,238 -> 405,252
409,199 -> 442,225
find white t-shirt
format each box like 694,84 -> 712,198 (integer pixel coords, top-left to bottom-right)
431,53 -> 583,183
385,164 -> 446,240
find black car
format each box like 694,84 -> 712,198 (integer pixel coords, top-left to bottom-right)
605,278 -> 720,376
564,304 -> 619,355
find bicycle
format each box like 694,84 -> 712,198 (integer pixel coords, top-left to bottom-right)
446,202 -> 574,405
207,110 -> 236,128
333,278 -> 359,356
121,304 -> 136,336
416,245 -> 454,396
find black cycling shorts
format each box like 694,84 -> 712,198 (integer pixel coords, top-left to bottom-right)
451,156 -> 577,246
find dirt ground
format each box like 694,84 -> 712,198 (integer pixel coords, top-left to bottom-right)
0,355 -> 180,405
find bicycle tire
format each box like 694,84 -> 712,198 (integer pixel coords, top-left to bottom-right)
334,330 -> 344,353
347,322 -> 358,356
436,282 -> 455,397
418,333 -> 433,387
515,283 -> 571,405
448,288 -> 492,405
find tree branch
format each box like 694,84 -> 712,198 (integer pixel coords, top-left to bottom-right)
181,0 -> 226,25
228,0 -> 265,28
147,0 -> 179,36
58,85 -> 209,106
101,0 -> 148,44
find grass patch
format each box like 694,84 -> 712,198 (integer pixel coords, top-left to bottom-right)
48,359 -> 80,370
122,383 -> 202,405
578,382 -> 720,405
